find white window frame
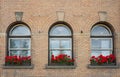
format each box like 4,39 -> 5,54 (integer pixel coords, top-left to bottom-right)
9,38 -> 31,56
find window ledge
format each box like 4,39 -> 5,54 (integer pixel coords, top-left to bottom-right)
2,64 -> 34,69
45,64 -> 76,69
87,64 -> 119,69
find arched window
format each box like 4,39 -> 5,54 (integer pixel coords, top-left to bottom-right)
49,23 -> 74,65
91,24 -> 113,57
8,24 -> 31,57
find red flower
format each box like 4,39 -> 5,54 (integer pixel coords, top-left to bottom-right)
91,56 -> 96,58
51,55 -> 55,61
68,58 -> 74,62
51,54 -> 74,65
90,54 -> 115,65
5,56 -> 31,65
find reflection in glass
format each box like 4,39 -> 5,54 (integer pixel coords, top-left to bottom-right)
19,50 -> 30,56
91,51 -> 101,57
91,24 -> 113,57
21,39 -> 30,48
10,39 -> 30,48
91,51 -> 111,57
61,40 -> 71,48
50,50 -> 71,58
50,40 -> 60,49
91,25 -> 111,36
50,25 -> 71,36
102,51 -> 111,56
62,50 -> 72,57
10,39 -> 21,48
92,39 -> 112,49
10,50 -> 19,56
50,50 -> 60,58
49,24 -> 73,64
50,39 -> 71,49
8,24 -> 31,57
10,25 -> 30,35
10,50 -> 30,56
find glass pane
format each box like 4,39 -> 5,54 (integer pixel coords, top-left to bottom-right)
91,51 -> 111,57
92,38 -> 112,49
101,39 -> 112,49
19,50 -> 30,56
10,50 -> 19,56
21,39 -> 30,48
10,25 -> 30,36
91,25 -> 111,36
10,50 -> 30,56
92,39 -> 100,49
102,51 -> 111,56
50,25 -> 71,36
10,39 -> 21,48
62,50 -> 72,58
10,39 -> 30,49
50,50 -> 60,57
50,39 -> 60,49
91,51 -> 101,57
61,39 -> 71,49
50,50 -> 71,58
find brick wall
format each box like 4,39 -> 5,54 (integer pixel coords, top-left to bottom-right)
0,0 -> 120,77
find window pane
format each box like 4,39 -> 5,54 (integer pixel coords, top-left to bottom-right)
91,50 -> 111,57
50,50 -> 72,58
10,39 -> 30,49
91,25 -> 111,36
101,39 -> 112,49
50,25 -> 71,36
50,50 -> 60,57
19,50 -> 30,56
92,38 -> 112,49
62,50 -> 72,58
101,51 -> 111,56
10,50 -> 19,56
10,39 -> 21,48
91,51 -> 101,57
10,25 -> 30,36
10,50 -> 30,56
21,39 -> 30,48
61,39 -> 71,49
50,39 -> 60,49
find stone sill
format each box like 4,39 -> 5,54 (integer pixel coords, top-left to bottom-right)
2,64 -> 34,69
88,64 -> 119,69
45,64 -> 76,69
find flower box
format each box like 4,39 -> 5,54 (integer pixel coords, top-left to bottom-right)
5,63 -> 31,66
5,56 -> 31,66
88,64 -> 119,69
49,63 -> 74,66
90,63 -> 116,66
90,54 -> 116,66
51,54 -> 75,66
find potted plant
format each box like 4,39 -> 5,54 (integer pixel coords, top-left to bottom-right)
5,56 -> 31,66
51,54 -> 74,66
90,54 -> 116,66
